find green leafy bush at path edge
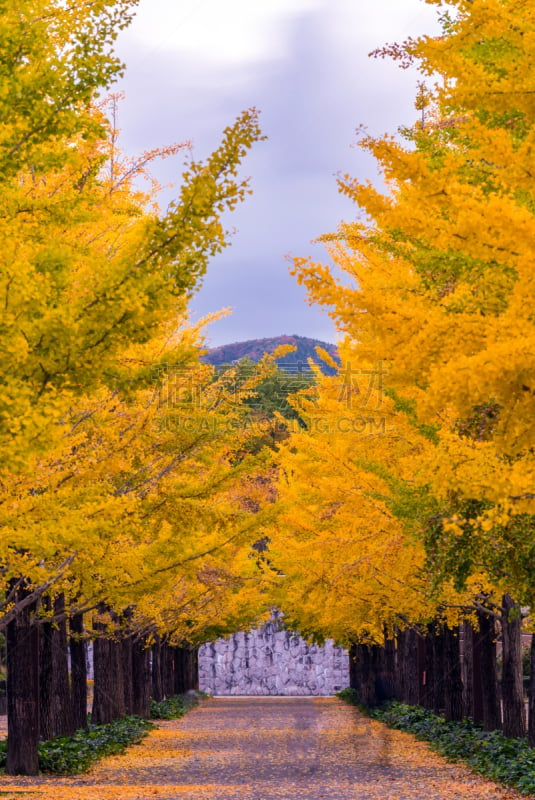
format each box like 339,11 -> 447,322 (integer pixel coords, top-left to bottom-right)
0,716 -> 153,775
337,691 -> 535,795
0,692 -> 206,775
150,690 -> 207,720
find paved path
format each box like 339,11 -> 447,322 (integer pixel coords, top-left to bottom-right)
0,697 -> 527,800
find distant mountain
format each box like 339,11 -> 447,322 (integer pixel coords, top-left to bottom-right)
202,335 -> 339,375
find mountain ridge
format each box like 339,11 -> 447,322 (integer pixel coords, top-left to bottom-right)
202,334 -> 339,374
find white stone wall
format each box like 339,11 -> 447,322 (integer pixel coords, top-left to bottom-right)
198,614 -> 349,696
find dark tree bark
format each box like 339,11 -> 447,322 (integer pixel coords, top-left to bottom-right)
174,647 -> 187,695
352,644 -> 363,704
501,594 -> 526,738
186,646 -> 197,692
364,644 -> 374,706
400,629 -> 419,706
528,634 -> 535,747
417,633 -> 426,706
184,646 -> 199,692
349,644 -> 358,693
431,626 -> 445,714
69,612 -> 88,730
39,598 -> 54,741
349,643 -> 379,705
92,633 -> 114,725
40,594 -> 74,741
397,630 -> 407,702
111,637 -> 126,720
6,597 -> 40,775
162,641 -> 175,698
371,644 -> 385,707
422,625 -> 435,710
443,624 -> 463,721
462,620 -> 474,721
132,638 -> 151,718
151,637 -> 164,702
393,628 -> 403,701
477,608 -> 500,731
382,635 -> 396,703
192,647 -> 199,691
92,607 -> 127,725
122,634 -> 134,715
470,621 -> 484,725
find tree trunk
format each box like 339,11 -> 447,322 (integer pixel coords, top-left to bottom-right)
396,630 -> 409,703
443,624 -> 463,721
122,635 -> 134,715
417,633 -> 426,706
92,608 -> 126,725
401,629 -> 419,706
360,645 -> 374,707
192,647 -> 199,691
393,628 -> 403,701
92,633 -> 114,725
186,647 -> 195,692
111,637 -> 126,720
151,637 -> 164,702
477,608 -> 500,731
432,626 -> 445,714
185,646 -> 198,692
349,644 -> 357,690
462,620 -> 474,721
382,635 -> 396,703
40,598 -> 54,741
52,595 -> 74,736
40,595 -> 74,741
528,634 -> 535,747
470,621 -> 484,725
174,646 -> 187,695
501,594 -> 526,738
162,642 -> 175,698
6,597 -> 40,775
422,625 -> 435,710
69,612 -> 88,730
132,638 -> 151,718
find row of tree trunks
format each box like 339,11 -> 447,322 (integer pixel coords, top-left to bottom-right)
92,634 -> 196,723
5,598 -> 200,775
349,602 -> 528,740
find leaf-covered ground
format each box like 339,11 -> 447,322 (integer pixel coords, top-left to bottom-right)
0,698 -> 531,799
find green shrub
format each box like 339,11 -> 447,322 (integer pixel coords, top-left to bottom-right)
344,699 -> 535,795
150,691 -> 205,720
336,687 -> 360,705
0,716 -> 153,775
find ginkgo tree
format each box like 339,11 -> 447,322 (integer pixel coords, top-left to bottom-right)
0,0 -> 274,775
275,0 -> 535,738
271,342 -> 480,643
291,0 -> 535,609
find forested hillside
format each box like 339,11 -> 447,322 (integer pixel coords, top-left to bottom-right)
202,335 -> 339,374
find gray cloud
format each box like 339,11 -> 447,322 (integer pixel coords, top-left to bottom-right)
115,1 -> 438,346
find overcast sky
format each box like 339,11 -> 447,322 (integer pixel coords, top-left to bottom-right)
115,0 -> 439,347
